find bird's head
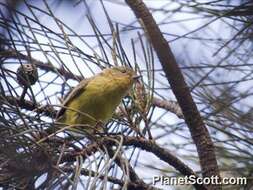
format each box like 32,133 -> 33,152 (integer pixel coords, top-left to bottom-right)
102,66 -> 140,91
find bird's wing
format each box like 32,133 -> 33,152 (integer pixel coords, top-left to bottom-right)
56,78 -> 91,118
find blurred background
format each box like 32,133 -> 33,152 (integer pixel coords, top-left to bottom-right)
0,0 -> 252,189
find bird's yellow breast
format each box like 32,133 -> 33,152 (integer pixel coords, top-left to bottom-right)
61,74 -> 131,129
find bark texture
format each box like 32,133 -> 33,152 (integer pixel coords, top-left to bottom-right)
125,1 -> 221,189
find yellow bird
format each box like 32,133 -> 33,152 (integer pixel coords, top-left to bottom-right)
55,66 -> 139,135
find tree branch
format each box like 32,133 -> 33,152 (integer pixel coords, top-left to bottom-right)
62,166 -> 161,190
3,94 -> 183,120
152,97 -> 184,119
0,49 -> 82,81
125,0 -> 220,189
61,136 -> 207,190
103,136 -> 207,190
60,141 -> 158,190
1,95 -> 57,118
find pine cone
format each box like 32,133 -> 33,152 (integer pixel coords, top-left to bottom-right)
17,63 -> 38,87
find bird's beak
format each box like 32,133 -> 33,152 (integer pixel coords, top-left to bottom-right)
132,75 -> 141,81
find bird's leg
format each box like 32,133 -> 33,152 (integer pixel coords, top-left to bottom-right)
93,120 -> 105,135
